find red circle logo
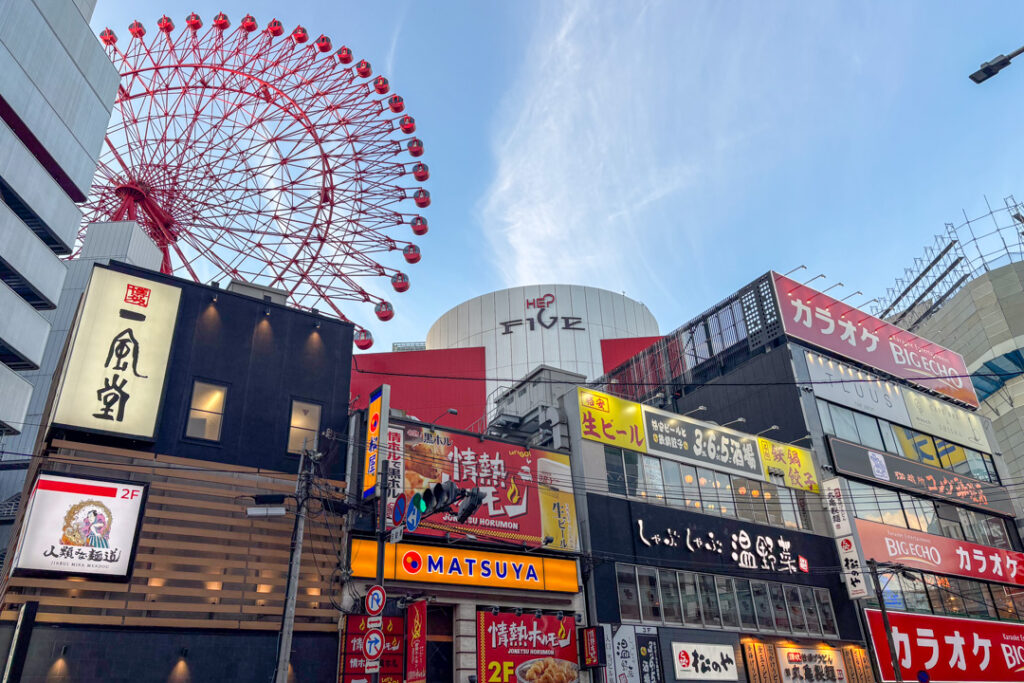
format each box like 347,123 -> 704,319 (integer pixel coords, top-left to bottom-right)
370,414 -> 379,432
402,550 -> 423,574
841,538 -> 853,552
678,650 -> 691,669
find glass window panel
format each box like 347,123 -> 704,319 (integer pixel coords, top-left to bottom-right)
940,440 -> 972,475
991,585 -> 1019,621
800,587 -> 822,635
751,581 -> 776,631
616,565 -> 641,621
894,428 -> 940,467
1010,589 -> 1024,622
605,447 -> 627,496
679,573 -> 703,626
816,399 -> 834,435
716,471 -> 735,517
762,481 -> 786,528
939,517 -> 966,541
733,477 -> 755,522
776,486 -> 800,530
698,574 -> 722,627
854,412 -> 884,450
785,585 -> 807,633
747,480 -> 769,524
922,574 -> 948,615
735,579 -> 758,630
982,453 -> 1000,485
636,566 -> 662,622
680,465 -> 701,511
769,583 -> 791,632
662,460 -> 684,507
623,451 -> 642,497
935,575 -> 965,615
288,400 -> 321,454
186,381 -> 226,441
659,570 -> 683,625
985,516 -> 1012,550
876,419 -> 899,454
733,300 -> 747,340
876,487 -> 908,528
900,493 -> 924,532
696,468 -> 719,516
717,577 -> 740,628
966,449 -> 990,481
957,578 -> 996,619
958,509 -> 980,544
899,571 -> 931,614
829,405 -> 860,443
641,455 -> 665,501
848,480 -> 883,524
815,589 -> 839,636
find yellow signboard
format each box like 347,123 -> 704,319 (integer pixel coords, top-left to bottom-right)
577,387 -> 646,451
757,438 -> 819,493
362,385 -> 389,500
350,539 -> 579,593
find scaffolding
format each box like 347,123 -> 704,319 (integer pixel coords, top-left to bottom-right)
873,195 -> 1024,330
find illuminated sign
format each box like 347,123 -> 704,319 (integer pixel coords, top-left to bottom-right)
672,642 -> 737,681
11,473 -> 147,580
644,405 -> 763,479
775,646 -> 846,683
578,387 -> 646,450
580,627 -> 606,668
757,437 -> 819,493
362,385 -> 390,500
477,611 -> 578,683
52,266 -> 181,439
349,539 -> 578,592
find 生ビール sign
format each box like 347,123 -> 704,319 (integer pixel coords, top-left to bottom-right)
11,473 -> 147,579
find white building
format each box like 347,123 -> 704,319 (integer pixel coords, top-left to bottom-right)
0,0 -> 118,439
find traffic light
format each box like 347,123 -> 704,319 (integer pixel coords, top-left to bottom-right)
419,480 -> 459,517
456,486 -> 485,524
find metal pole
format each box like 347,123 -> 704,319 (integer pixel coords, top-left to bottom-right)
275,451 -> 310,683
868,559 -> 903,683
371,458 -> 389,683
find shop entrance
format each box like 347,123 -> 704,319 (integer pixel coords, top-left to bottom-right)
426,604 -> 453,681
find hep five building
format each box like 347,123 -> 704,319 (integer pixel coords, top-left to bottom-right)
580,271 -> 1023,683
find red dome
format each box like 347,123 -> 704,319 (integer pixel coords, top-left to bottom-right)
407,138 -> 424,157
291,26 -> 308,43
315,35 -> 332,52
375,301 -> 394,321
374,77 -> 390,95
100,28 -> 117,45
391,272 -> 410,292
399,115 -> 416,133
213,13 -> 229,30
129,21 -> 145,38
403,244 -> 421,264
186,13 -> 202,30
354,329 -> 374,350
412,163 -> 429,181
410,216 -> 428,235
413,189 -> 431,208
389,95 -> 405,113
336,46 -> 353,64
240,15 -> 257,32
267,19 -> 284,36
356,60 -> 372,78
157,15 -> 174,32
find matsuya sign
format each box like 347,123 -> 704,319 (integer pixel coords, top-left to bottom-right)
52,266 -> 181,439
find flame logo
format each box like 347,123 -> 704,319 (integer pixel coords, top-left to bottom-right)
412,612 -> 422,638
507,475 -> 521,505
557,621 -> 567,640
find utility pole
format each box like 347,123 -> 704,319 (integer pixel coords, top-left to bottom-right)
275,449 -> 318,683
868,559 -> 904,683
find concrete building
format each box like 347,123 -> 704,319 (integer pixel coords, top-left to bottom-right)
0,0 -> 119,437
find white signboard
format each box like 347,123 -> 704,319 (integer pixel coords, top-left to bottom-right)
836,535 -> 868,599
53,267 -> 181,439
805,351 -> 911,426
611,624 -> 641,683
672,642 -> 738,681
11,473 -> 147,579
822,477 -> 851,537
903,387 -> 990,452
776,646 -> 847,683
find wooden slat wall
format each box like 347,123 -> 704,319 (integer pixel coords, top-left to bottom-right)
0,440 -> 346,632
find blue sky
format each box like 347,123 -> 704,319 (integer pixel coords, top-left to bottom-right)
90,2 -> 1024,351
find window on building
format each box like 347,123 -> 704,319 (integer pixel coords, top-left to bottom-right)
717,577 -> 740,629
848,480 -> 883,524
816,399 -> 834,436
715,470 -> 735,517
679,572 -> 703,626
985,517 -> 1012,550
698,574 -> 722,627
785,585 -> 807,633
957,578 -> 996,620
661,460 -> 684,508
800,587 -> 822,635
186,381 -> 227,441
288,400 -> 321,454
940,439 -> 971,475
751,581 -> 776,631
982,452 -> 1000,485
680,464 -> 701,510
992,585 -> 1019,621
829,404 -> 860,443
853,412 -> 884,450
623,451 -> 643,497
636,567 -> 662,622
735,579 -> 758,630
815,589 -> 839,636
876,487 -> 908,528
660,570 -> 683,625
616,565 -> 641,621
879,419 -> 902,455
763,481 -> 786,528
606,448 -> 627,496
640,455 -> 665,501
769,583 -> 791,632
899,571 -> 931,614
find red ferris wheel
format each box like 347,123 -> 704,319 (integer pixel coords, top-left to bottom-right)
82,13 -> 432,349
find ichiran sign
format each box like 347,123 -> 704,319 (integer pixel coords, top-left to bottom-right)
499,293 -> 584,335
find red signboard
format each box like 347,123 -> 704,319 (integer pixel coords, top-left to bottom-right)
856,518 -> 1024,587
339,615 -> 405,678
477,611 -> 579,683
866,609 -> 1024,682
773,272 -> 978,408
393,422 -> 578,551
406,600 -> 427,683
580,627 -> 605,668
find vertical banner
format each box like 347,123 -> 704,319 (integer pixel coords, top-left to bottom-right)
384,427 -> 404,528
362,384 -> 390,500
821,478 -> 851,536
634,628 -> 664,683
405,600 -> 427,683
580,627 -> 607,668
611,625 -> 640,683
835,536 -> 868,599
477,611 -> 578,683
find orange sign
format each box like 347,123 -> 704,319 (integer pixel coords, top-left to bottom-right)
350,540 -> 579,592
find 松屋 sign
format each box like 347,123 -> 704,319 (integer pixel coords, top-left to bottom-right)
672,642 -> 737,680
11,473 -> 147,580
52,266 -> 181,439
362,385 -> 390,500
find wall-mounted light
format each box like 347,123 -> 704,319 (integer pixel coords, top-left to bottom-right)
555,611 -> 564,620
211,293 -> 218,303
180,647 -> 188,659
490,606 -> 500,615
534,609 -> 543,619
514,608 -> 523,616
314,319 -> 321,329
60,645 -> 68,657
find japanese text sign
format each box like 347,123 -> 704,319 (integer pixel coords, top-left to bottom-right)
644,406 -> 764,479
476,611 -> 578,683
340,614 -> 404,678
362,385 -> 390,500
829,437 -> 1014,516
391,421 -> 578,551
578,387 -> 646,450
579,627 -> 606,669
776,646 -> 847,683
866,609 -> 1024,682
835,535 -> 868,599
757,438 -> 819,493
672,642 -> 738,681
635,631 -> 664,683
774,272 -> 978,408
406,599 -> 427,683
350,539 -> 579,592
52,267 -> 181,439
11,473 -> 147,580
856,518 -> 1024,587
822,478 -> 851,536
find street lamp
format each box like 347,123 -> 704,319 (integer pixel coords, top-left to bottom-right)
755,425 -> 780,437
970,45 -> 1024,83
682,405 -> 707,417
429,408 -> 458,423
